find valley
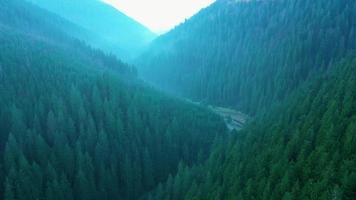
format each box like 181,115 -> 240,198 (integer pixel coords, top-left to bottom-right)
209,106 -> 248,131
0,0 -> 355,200
185,98 -> 248,131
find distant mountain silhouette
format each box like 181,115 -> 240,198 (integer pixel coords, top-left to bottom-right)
27,0 -> 157,60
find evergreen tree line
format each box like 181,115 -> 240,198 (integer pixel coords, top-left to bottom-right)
0,1 -> 227,199
137,0 -> 356,115
1,0 -> 355,199
146,56 -> 356,200
137,0 -> 356,199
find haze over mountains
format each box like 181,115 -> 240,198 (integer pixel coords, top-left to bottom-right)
137,0 -> 356,115
137,0 -> 356,199
27,0 -> 156,60
0,0 -> 355,200
102,0 -> 216,33
0,0 -> 225,199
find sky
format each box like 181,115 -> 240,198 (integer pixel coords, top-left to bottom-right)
102,0 -> 215,33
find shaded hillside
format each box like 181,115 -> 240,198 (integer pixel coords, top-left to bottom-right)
137,0 -> 356,199
137,0 -> 356,115
147,56 -> 356,200
27,0 -> 156,60
0,1 -> 226,199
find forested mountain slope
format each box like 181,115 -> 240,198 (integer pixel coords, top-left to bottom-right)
1,0 -> 92,47
138,0 -> 356,199
27,0 -> 156,60
137,0 -> 356,115
0,1 -> 226,199
146,56 -> 356,200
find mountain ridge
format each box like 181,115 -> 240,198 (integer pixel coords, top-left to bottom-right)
0,1 -> 227,199
27,0 -> 157,60
137,0 -> 355,115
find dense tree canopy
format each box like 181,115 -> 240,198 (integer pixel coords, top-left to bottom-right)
0,1 -> 227,199
137,0 -> 356,199
1,0 -> 355,199
137,0 -> 356,115
147,56 -> 356,200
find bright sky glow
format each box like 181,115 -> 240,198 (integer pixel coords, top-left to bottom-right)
102,0 -> 215,33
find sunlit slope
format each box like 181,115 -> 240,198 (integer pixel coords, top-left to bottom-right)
27,0 -> 156,60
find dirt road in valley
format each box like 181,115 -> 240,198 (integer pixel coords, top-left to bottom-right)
184,99 -> 248,131
208,106 -> 248,131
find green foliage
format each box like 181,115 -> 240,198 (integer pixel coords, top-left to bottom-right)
147,57 -> 356,199
0,1 -> 227,199
138,2 -> 356,197
138,0 -> 356,115
1,0 -> 355,200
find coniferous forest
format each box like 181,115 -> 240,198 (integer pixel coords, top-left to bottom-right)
0,0 -> 355,200
0,1 -> 226,199
138,0 -> 356,115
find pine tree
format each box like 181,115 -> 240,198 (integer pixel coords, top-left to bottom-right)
343,172 -> 356,200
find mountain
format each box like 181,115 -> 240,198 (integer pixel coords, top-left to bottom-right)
147,56 -> 356,200
137,0 -> 356,115
135,0 -> 356,199
27,0 -> 157,60
1,0 -> 355,199
0,0 -> 226,199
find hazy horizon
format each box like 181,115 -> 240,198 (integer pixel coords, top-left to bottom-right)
1,1 -> 354,200
102,0 -> 215,33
